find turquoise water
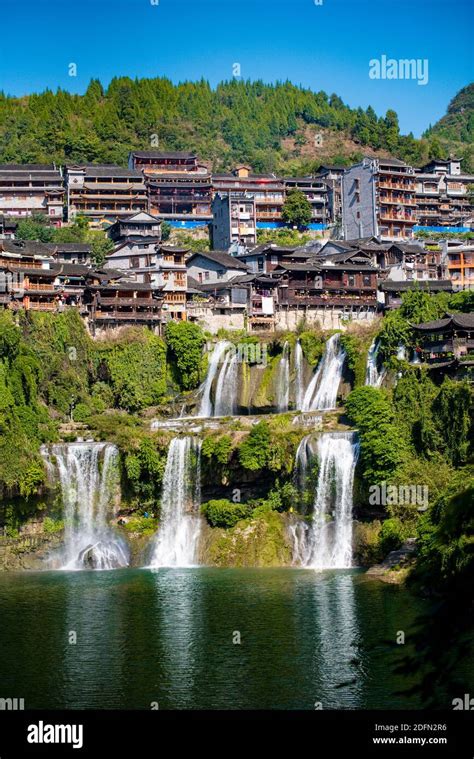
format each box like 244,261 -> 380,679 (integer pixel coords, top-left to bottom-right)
0,568 -> 426,710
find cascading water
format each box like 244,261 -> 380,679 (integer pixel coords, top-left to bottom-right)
301,334 -> 345,411
290,432 -> 359,569
276,341 -> 290,412
294,339 -> 305,411
197,340 -> 231,418
197,341 -> 238,417
397,344 -> 407,361
214,350 -> 239,417
150,437 -> 202,567
365,339 -> 385,387
42,442 -> 128,570
288,435 -> 315,565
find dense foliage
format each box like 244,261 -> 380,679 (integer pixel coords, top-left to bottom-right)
165,321 -> 206,390
16,213 -> 114,266
202,499 -> 253,529
281,189 -> 313,228
0,78 -> 471,173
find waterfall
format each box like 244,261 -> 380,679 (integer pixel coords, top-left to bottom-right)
397,344 -> 406,361
197,340 -> 231,418
214,350 -> 239,417
276,341 -> 290,412
294,339 -> 305,410
301,334 -> 345,411
150,437 -> 202,567
290,432 -> 359,569
197,340 -> 238,417
365,339 -> 385,387
42,442 -> 128,570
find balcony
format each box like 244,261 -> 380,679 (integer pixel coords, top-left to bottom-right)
379,211 -> 417,222
96,297 -> 159,307
280,293 -> 377,307
378,182 -> 415,192
94,310 -> 161,322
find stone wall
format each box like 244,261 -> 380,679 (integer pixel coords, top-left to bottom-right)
274,306 -> 377,331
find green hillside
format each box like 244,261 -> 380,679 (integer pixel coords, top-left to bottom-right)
0,77 -> 472,173
423,83 -> 474,170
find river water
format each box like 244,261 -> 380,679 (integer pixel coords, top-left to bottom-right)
0,567 -> 426,710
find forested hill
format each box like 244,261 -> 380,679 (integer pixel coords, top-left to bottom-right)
424,83 -> 474,164
0,77 -> 472,173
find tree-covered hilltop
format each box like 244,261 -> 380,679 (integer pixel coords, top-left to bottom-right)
424,83 -> 474,169
0,77 -> 472,173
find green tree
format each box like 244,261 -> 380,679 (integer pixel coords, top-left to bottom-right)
165,321 -> 205,391
281,189 -> 313,228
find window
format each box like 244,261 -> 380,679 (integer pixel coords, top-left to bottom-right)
217,270 -> 224,279
130,257 -> 140,268
363,275 -> 371,286
271,255 -> 278,265
205,272 -> 210,281
348,274 -> 355,287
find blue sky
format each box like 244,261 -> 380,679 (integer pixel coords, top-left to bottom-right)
0,0 -> 472,137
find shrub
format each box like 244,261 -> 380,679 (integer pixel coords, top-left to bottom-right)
379,517 -> 408,555
202,499 -> 253,528
238,421 -> 271,470
165,321 -> 205,390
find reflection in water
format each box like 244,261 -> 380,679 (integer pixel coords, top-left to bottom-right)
0,568 -> 427,709
62,571 -> 126,708
311,572 -> 362,708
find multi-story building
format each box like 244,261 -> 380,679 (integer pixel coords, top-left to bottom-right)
445,242 -> 474,288
211,193 -> 257,249
104,212 -> 163,283
0,241 -> 60,312
414,158 -> 474,230
65,165 -> 147,224
233,243 -> 321,275
315,165 -> 345,222
129,151 -> 212,223
0,164 -> 64,224
83,277 -> 163,333
212,166 -> 285,226
50,242 -> 92,265
186,250 -> 248,285
283,176 -> 329,226
105,213 -> 188,320
155,245 -> 188,320
0,215 -> 17,239
342,157 -> 417,241
275,247 -> 379,314
411,313 -> 474,371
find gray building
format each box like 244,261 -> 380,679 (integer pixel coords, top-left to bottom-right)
187,250 -> 249,285
211,192 -> 257,250
342,158 -> 417,241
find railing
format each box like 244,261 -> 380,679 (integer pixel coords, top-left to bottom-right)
25,282 -> 56,291
378,182 -> 415,191
95,297 -> 158,306
94,311 -> 161,321
279,295 -> 377,307
27,302 -> 57,311
379,212 -> 416,222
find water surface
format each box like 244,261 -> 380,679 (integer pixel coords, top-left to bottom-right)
0,568 -> 425,710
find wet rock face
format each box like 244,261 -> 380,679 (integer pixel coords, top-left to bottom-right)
77,541 -> 128,570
